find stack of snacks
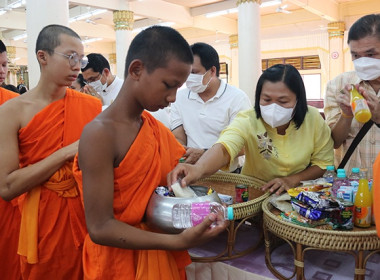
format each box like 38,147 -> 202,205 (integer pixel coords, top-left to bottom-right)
277,182 -> 354,230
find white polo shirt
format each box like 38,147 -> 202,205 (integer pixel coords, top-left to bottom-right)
101,76 -> 123,111
170,79 -> 252,149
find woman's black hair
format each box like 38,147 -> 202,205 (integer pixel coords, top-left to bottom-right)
254,64 -> 308,129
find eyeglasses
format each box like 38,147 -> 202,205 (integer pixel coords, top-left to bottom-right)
54,52 -> 88,69
85,72 -> 102,83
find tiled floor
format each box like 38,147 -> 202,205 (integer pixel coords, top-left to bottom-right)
188,222 -> 380,279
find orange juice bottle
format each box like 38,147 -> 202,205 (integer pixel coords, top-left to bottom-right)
350,85 -> 372,123
354,171 -> 372,227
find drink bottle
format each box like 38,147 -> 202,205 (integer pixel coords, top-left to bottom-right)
354,170 -> 372,228
172,201 -> 233,229
322,165 -> 336,184
348,167 -> 360,183
350,85 -> 372,123
331,169 -> 350,197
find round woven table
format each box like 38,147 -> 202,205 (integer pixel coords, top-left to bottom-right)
190,171 -> 268,262
262,196 -> 380,280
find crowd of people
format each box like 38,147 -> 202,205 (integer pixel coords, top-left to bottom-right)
0,12 -> 379,280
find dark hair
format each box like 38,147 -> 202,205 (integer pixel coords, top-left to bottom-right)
0,40 -> 6,53
2,84 -> 19,93
36,24 -> 81,55
348,14 -> 380,43
19,85 -> 27,94
254,64 -> 308,129
76,73 -> 86,88
190,42 -> 220,76
81,53 -> 110,73
124,26 -> 193,78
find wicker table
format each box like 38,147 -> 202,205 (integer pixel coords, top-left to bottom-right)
262,196 -> 380,280
190,172 -> 268,262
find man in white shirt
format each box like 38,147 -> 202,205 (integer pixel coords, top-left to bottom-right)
82,53 -> 123,110
171,42 -> 251,171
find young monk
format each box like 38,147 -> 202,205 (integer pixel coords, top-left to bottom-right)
0,39 -> 21,280
0,25 -> 101,279
72,26 -> 228,280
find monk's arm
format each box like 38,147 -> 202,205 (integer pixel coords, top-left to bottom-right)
0,107 -> 78,201
80,124 -> 226,251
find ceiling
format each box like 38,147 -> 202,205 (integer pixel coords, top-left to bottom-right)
0,0 -> 379,66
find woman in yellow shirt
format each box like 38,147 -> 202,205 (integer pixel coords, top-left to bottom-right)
168,64 -> 334,195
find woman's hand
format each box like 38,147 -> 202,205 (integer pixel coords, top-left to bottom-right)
261,177 -> 295,195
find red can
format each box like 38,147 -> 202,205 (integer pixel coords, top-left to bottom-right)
235,185 -> 248,203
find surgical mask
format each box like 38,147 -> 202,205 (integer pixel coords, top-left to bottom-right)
260,103 -> 295,128
186,71 -> 212,93
89,73 -> 107,93
353,57 -> 380,81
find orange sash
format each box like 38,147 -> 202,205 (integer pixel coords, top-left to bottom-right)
73,111 -> 190,280
18,162 -> 86,263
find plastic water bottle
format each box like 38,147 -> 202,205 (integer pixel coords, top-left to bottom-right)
331,169 -> 350,197
323,165 -> 336,184
348,167 -> 360,184
172,201 -> 234,229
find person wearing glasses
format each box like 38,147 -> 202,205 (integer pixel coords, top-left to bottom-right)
81,53 -> 123,110
0,24 -> 102,279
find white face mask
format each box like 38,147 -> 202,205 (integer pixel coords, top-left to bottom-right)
186,71 -> 212,93
260,103 -> 295,128
353,57 -> 380,81
89,73 -> 107,93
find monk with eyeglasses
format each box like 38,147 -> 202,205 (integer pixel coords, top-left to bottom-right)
0,24 -> 101,279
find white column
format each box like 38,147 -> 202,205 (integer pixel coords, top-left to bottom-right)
26,0 -> 69,88
237,0 -> 261,103
113,10 -> 134,79
327,22 -> 345,81
229,34 -> 239,87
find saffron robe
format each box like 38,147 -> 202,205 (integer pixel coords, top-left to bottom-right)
0,87 -> 21,280
17,89 -> 101,279
373,154 -> 380,237
73,111 -> 191,280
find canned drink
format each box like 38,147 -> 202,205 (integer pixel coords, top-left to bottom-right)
235,185 -> 249,203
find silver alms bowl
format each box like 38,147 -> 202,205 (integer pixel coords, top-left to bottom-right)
145,185 -> 222,234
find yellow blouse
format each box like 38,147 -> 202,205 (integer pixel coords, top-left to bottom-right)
216,106 -> 334,182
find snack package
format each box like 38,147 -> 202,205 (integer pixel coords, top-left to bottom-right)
171,182 -> 197,198
270,193 -> 293,213
279,211 -> 330,228
295,191 -> 340,210
288,185 -> 330,197
291,199 -> 330,220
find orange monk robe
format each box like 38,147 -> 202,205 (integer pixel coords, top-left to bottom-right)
17,89 -> 101,279
73,111 -> 191,280
0,87 -> 21,280
373,154 -> 380,237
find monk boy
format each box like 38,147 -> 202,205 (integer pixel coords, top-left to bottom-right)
0,39 -> 21,280
73,26 -> 228,280
0,25 -> 101,279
